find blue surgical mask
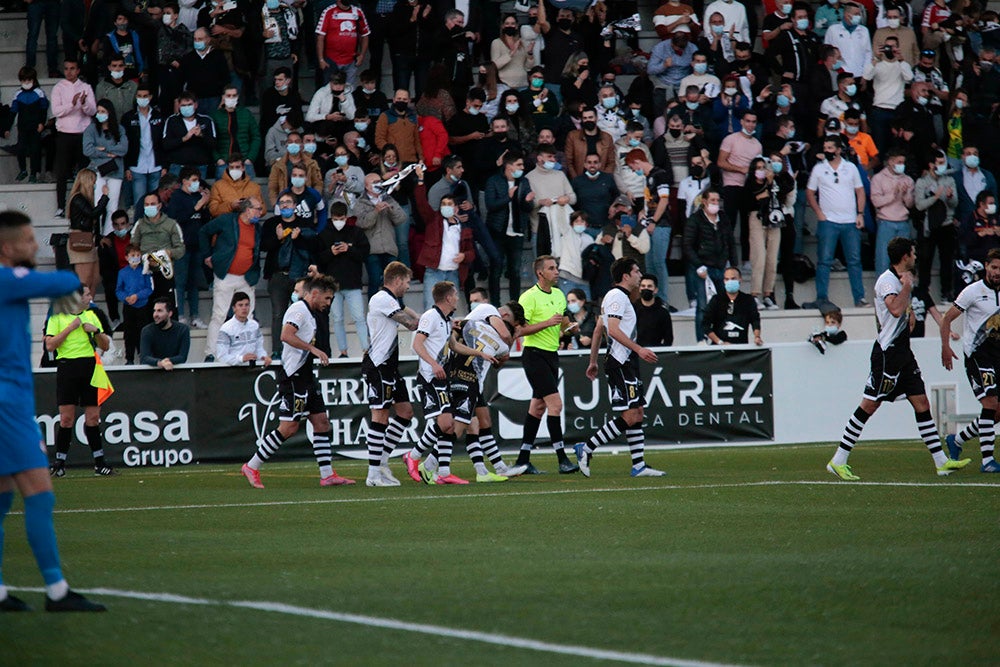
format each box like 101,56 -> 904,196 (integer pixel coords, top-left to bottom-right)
440,205 -> 456,218
187,180 -> 200,193
693,62 -> 707,74
795,18 -> 810,30
470,301 -> 482,310
824,324 -> 840,336
136,97 -> 150,108
95,112 -> 109,123
786,129 -> 796,139
266,0 -> 279,8
572,223 -> 587,234
354,122 -> 369,132
686,101 -> 700,110
770,161 -> 783,173
357,137 -> 367,149
724,279 -> 740,294
114,228 -> 129,238
849,13 -> 862,26
290,176 -> 306,188
956,99 -> 966,109
893,162 -> 906,175
505,103 -> 519,114
180,104 -> 195,118
290,292 -> 301,303
193,40 -> 206,51
935,164 -> 947,176
711,24 -> 725,34
335,155 -> 349,166
128,255 -> 141,265
628,138 -> 640,147
601,96 -> 617,109
845,84 -> 857,97
634,168 -> 644,177
287,143 -> 301,155
110,70 -> 124,80
834,59 -> 846,70
144,205 -> 159,218
567,302 -> 582,314
512,168 -> 524,179
966,154 -> 980,169
543,160 -> 556,170
304,142 -> 317,154
776,94 -> 790,107
468,106 -> 480,116
280,207 -> 295,218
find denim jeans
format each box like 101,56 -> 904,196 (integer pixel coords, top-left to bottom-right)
172,250 -> 202,320
423,267 -> 460,311
395,201 -> 412,269
689,265 -> 725,342
130,170 -> 162,209
366,253 -> 396,298
875,219 -> 912,276
647,224 -> 672,303
322,58 -> 359,87
26,0 -> 60,75
558,274 -> 590,300
332,287 -> 369,354
816,220 -> 865,303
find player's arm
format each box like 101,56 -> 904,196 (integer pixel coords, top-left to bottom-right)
3,269 -> 80,302
607,315 -> 657,363
488,314 -> 514,346
518,312 -> 563,336
412,331 -> 445,379
449,330 -> 497,364
940,304 -> 962,369
929,304 -> 960,340
586,316 -> 605,380
390,308 -> 419,331
884,273 -> 913,317
280,322 -> 329,365
45,316 -> 81,351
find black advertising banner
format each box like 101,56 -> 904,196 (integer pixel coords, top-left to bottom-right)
33,348 -> 773,469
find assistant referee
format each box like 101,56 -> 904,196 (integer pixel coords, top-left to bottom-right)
514,255 -> 579,474
44,289 -> 115,477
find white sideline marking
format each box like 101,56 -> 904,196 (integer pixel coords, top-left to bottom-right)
9,587 -> 744,667
8,479 -> 996,517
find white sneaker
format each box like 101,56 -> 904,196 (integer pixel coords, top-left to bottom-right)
178,316 -> 189,325
754,296 -> 764,310
630,464 -> 666,477
496,462 -> 528,478
762,296 -> 779,311
191,318 -> 208,329
378,465 -> 401,486
366,474 -> 395,487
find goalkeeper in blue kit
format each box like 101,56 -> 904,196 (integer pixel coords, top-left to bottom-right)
0,211 -> 105,612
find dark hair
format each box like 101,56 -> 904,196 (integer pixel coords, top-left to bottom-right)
159,173 -> 179,190
177,90 -> 196,103
108,54 -> 125,65
111,209 -> 129,222
273,66 -> 292,79
124,243 -> 141,254
304,274 -> 338,294
470,287 -> 489,301
153,297 -> 174,312
95,98 -> 122,142
136,82 -> 153,95
826,308 -> 843,324
536,142 -> 557,156
976,190 -> 996,206
504,300 -> 526,325
443,155 -> 463,172
887,236 -> 916,265
467,87 -> 487,103
17,66 -> 38,86
611,257 -> 638,283
432,281 -> 457,303
227,153 -> 245,165
988,248 -> 1000,263
230,291 -> 250,308
330,200 -> 348,217
179,166 -> 201,181
0,210 -> 31,231
641,272 -> 658,288
567,288 -> 587,303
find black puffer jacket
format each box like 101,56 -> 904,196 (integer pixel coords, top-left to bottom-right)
683,207 -> 737,270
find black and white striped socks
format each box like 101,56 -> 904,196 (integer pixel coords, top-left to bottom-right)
833,407 -> 870,466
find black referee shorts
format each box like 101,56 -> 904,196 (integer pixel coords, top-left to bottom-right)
56,357 -> 98,407
522,346 -> 560,399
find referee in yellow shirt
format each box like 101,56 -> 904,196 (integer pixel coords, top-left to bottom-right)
513,256 -> 579,474
44,289 -> 115,477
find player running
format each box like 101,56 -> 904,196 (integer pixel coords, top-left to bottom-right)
241,274 -> 355,488
363,261 -> 419,487
939,247 -> 1000,472
0,211 -> 105,612
514,256 -> 579,474
574,257 -> 665,478
827,237 -> 971,480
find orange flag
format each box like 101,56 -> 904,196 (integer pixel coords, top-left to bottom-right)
90,352 -> 115,406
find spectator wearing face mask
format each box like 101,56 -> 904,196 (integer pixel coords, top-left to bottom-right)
210,153 -> 264,218
375,89 -> 423,164
116,243 -> 155,364
572,154 -> 620,235
268,132 -> 324,205
872,5 -> 919,66
823,3 -> 871,83
564,106 -> 616,179
635,273 -> 674,347
98,209 -> 133,327
647,31 -> 697,117
558,288 -> 597,350
162,92 -> 217,178
312,200 -> 370,358
555,210 -> 595,299
210,86 -> 261,180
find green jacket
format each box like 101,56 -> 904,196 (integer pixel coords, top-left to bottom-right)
132,213 -> 185,260
199,212 -> 261,286
210,106 -> 262,164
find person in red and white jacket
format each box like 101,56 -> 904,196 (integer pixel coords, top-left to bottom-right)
413,164 -> 475,311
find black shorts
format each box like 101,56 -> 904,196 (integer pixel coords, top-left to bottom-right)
362,356 -> 407,409
863,344 -> 925,402
448,376 -> 481,424
277,372 -> 326,421
965,351 -> 999,401
418,376 -> 451,419
522,346 -> 560,399
605,356 -> 644,411
56,357 -> 98,407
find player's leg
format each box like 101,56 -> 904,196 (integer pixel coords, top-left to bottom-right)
575,362 -> 631,477
52,404 -> 75,477
623,407 -> 664,477
908,394 -> 971,475
828,398 -> 879,480
379,398 -> 413,485
433,412 -> 466,483
243,404 -> 300,489
83,405 -> 113,476
12,468 -> 104,611
947,421 -> 980,461
542,391 -> 577,474
976,395 -> 997,470
0,475 -> 27,611
308,412 -> 354,486
364,361 -> 395,486
515,397 -> 546,469
475,407 -> 526,478
404,380 -> 445,480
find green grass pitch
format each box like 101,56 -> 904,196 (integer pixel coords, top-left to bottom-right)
3,442 -> 998,666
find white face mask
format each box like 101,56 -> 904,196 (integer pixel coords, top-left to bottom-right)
573,224 -> 587,234
887,18 -> 900,28
440,205 -> 456,219
706,203 -> 720,215
163,13 -> 174,25
228,168 -> 243,181
223,96 -> 238,109
332,218 -> 347,230
987,204 -> 998,215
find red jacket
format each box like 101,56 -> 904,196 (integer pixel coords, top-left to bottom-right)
418,115 -> 450,173
414,184 -> 475,283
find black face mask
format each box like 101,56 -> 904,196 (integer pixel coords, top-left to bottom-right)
557,18 -> 573,30
394,101 -> 409,113
690,165 -> 705,179
824,150 -> 838,161
578,65 -> 589,75
640,289 -> 655,301
528,16 -> 538,26
668,128 -> 682,138
582,120 -> 597,131
502,26 -> 518,36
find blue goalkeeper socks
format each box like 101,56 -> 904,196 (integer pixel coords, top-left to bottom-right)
0,490 -> 12,588
23,491 -> 63,586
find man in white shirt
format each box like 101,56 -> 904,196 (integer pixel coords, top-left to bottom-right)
703,0 -> 749,43
805,135 -> 868,309
216,291 -> 271,366
863,35 -> 913,151
824,3 -> 872,79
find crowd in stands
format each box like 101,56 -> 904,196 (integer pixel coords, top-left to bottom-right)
8,0 -> 1000,361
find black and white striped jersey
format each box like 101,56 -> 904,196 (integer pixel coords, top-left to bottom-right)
874,269 -> 910,352
954,279 -> 1000,357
